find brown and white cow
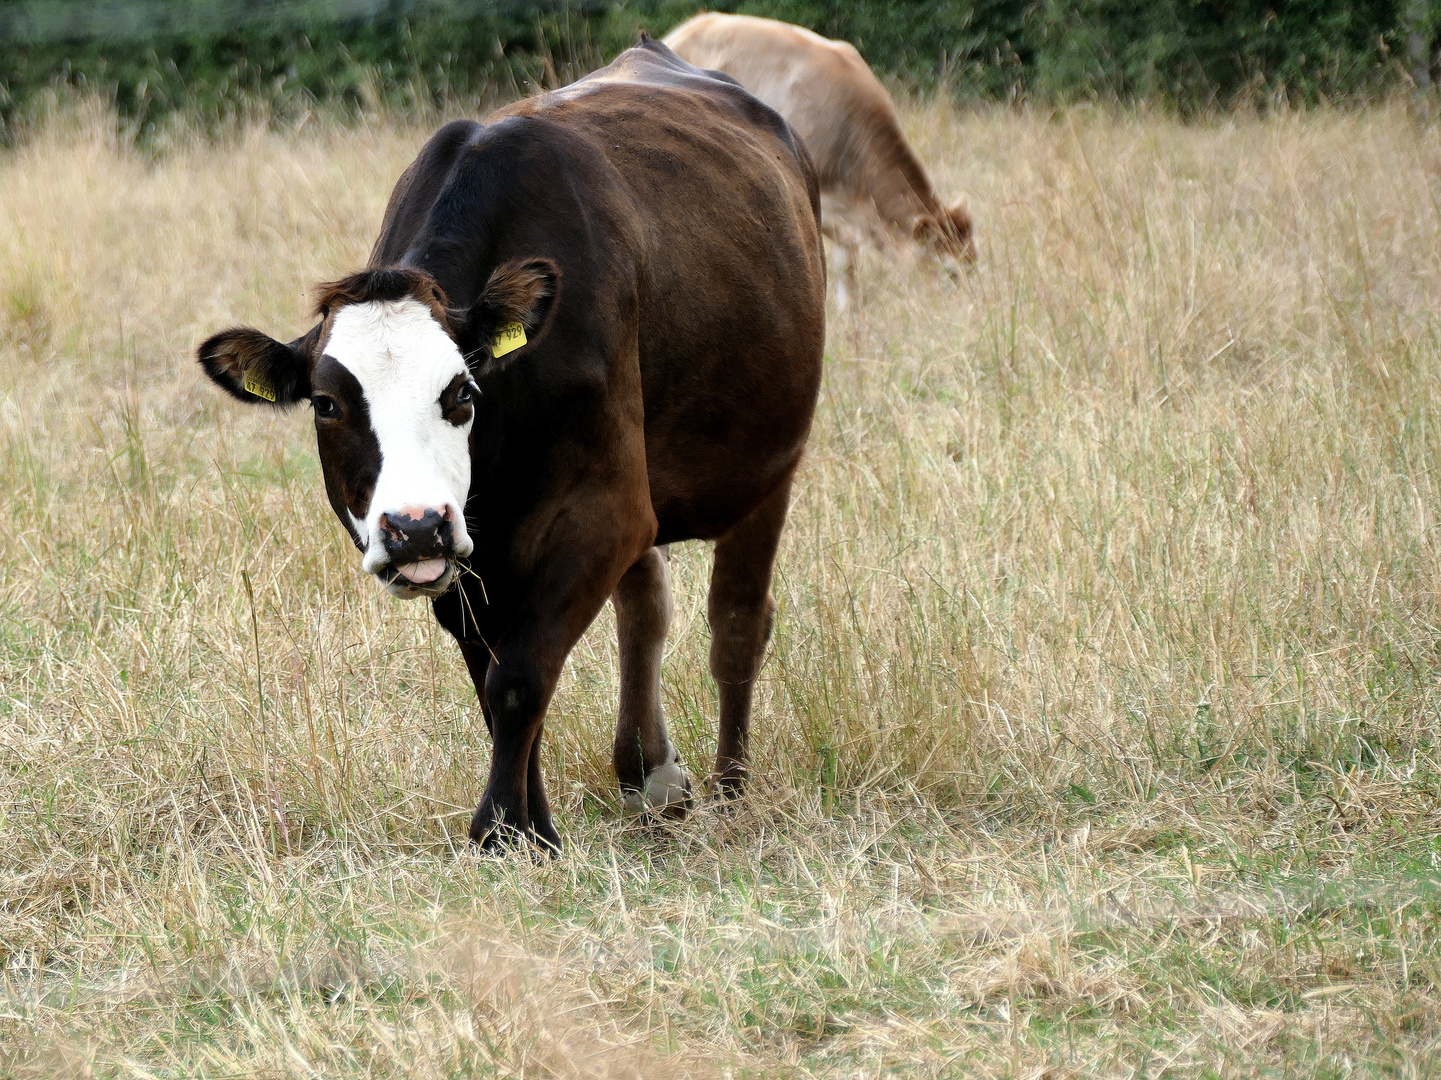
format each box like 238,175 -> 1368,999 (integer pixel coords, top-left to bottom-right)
664,12 -> 975,304
197,38 -> 825,851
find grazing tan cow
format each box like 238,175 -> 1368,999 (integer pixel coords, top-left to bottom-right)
665,12 -> 974,305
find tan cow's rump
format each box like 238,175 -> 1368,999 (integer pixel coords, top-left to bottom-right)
665,11 -> 974,297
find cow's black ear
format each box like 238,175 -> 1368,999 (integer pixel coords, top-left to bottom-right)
197,327 -> 312,407
467,259 -> 558,373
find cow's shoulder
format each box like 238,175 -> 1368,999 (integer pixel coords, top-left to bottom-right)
801,35 -> 895,115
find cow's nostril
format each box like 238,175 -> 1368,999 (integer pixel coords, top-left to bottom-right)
378,512 -> 411,542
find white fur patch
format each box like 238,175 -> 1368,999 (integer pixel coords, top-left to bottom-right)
325,298 -> 475,585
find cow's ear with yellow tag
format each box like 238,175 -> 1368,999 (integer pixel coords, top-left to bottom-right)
197,326 -> 311,407
473,258 -> 557,372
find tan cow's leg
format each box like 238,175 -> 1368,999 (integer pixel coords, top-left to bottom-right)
708,474 -> 793,796
820,195 -> 871,311
829,241 -> 858,310
612,545 -> 692,817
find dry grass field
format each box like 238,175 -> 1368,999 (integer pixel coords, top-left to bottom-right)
3,95 -> 1441,1077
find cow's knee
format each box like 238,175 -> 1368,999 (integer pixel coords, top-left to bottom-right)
485,657 -> 545,730
709,594 -> 776,685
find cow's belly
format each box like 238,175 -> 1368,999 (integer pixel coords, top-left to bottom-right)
642,349 -> 821,543
648,450 -> 803,544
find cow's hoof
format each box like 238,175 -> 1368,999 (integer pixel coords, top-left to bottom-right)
469,803 -> 559,856
642,761 -> 693,819
529,815 -> 562,856
702,774 -> 747,813
469,825 -> 560,858
469,821 -> 524,854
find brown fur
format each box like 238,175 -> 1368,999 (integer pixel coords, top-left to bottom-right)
312,267 -> 452,330
478,259 -> 555,330
665,12 -> 977,269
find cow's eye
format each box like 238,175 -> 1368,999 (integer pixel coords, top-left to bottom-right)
312,395 -> 338,418
455,381 -> 478,406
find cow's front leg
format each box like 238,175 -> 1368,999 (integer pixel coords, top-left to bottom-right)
454,523 -> 650,853
470,654 -> 554,850
525,724 -> 560,851
457,639 -> 562,851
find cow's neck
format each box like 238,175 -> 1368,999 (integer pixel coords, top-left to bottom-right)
866,131 -> 945,228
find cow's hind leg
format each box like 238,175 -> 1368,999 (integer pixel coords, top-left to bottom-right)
612,546 -> 692,818
709,474 -> 793,797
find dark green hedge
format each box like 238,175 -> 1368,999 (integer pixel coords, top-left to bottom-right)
0,1 -> 1434,142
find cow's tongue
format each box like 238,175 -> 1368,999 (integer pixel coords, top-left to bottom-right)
396,558 -> 446,585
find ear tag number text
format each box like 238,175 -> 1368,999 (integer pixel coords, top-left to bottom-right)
492,322 -> 527,358
243,371 -> 277,402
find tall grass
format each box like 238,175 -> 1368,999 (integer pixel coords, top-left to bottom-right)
2,97 -> 1441,1075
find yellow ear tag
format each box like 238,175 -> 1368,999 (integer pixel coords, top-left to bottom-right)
491,322 -> 527,358
243,370 -> 277,402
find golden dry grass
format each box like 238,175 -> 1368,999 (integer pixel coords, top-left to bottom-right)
2,96 -> 1441,1076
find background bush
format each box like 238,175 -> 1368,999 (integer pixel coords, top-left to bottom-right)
1,0 -> 1436,142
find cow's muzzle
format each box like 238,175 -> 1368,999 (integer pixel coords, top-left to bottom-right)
369,505 -> 469,598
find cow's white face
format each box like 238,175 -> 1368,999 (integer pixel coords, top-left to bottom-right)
198,262 -> 554,602
314,298 -> 476,599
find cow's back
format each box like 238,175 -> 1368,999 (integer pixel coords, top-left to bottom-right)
664,14 -> 894,192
